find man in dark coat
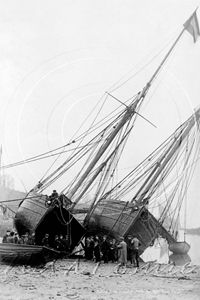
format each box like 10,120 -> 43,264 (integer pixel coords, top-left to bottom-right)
88,236 -> 94,260
109,238 -> 118,262
93,236 -> 101,262
42,233 -> 50,247
101,235 -> 110,263
131,235 -> 141,267
126,235 -> 134,265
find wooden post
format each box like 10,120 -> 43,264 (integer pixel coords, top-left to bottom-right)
64,260 -> 78,276
160,262 -> 173,273
185,266 -> 197,274
180,262 -> 191,274
92,262 -> 100,275
146,264 -> 158,274
171,268 -> 180,276
144,263 -> 151,274
140,262 -> 151,270
114,263 -> 121,273
168,263 -> 175,273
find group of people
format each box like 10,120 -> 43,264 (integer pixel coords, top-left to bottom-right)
84,234 -> 141,267
2,229 -> 140,267
2,230 -> 36,245
41,233 -> 70,252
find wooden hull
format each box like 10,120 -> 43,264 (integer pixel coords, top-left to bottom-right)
14,192 -> 85,251
14,192 -> 48,234
86,199 -> 177,254
0,243 -> 60,265
169,241 -> 190,254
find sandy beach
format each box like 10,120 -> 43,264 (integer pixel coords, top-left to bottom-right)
0,258 -> 199,300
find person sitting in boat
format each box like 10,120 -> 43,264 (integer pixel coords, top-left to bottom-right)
2,230 -> 10,243
14,232 -> 19,243
27,232 -> 36,245
51,190 -> 59,201
23,232 -> 29,244
18,234 -> 26,244
46,190 -> 59,207
7,231 -> 15,243
42,233 -> 50,247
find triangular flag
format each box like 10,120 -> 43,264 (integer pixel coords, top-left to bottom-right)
183,9 -> 200,43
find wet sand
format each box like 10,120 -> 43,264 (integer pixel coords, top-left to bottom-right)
0,259 -> 199,300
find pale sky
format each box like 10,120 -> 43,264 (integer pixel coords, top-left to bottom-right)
0,0 -> 200,228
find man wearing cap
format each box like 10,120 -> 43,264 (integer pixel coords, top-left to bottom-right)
51,190 -> 58,199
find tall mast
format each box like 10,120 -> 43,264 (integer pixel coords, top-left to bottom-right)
70,128 -> 132,210
131,108 -> 200,205
68,95 -> 141,205
67,21 -> 188,207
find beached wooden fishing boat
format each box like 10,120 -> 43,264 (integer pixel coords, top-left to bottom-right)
14,192 -> 85,251
0,243 -> 60,265
10,9 -> 199,258
85,200 -> 178,254
83,99 -> 200,254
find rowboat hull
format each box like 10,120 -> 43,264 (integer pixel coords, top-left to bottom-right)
169,241 -> 190,254
0,243 -> 60,265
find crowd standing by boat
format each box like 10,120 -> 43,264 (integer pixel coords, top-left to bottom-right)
82,234 -> 141,267
1,229 -> 141,267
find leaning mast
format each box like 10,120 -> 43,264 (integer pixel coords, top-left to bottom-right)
67,10 -> 199,208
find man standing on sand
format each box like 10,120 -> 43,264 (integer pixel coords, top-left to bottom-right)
131,235 -> 141,267
126,235 -> 134,265
117,237 -> 127,266
101,235 -> 110,263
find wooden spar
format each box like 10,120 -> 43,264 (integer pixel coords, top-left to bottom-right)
67,96 -> 141,206
70,127 -> 133,211
146,28 -> 185,87
64,260 -> 78,276
92,262 -> 100,275
67,22 -> 189,208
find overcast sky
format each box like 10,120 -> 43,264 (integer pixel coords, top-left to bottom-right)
0,0 -> 200,228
